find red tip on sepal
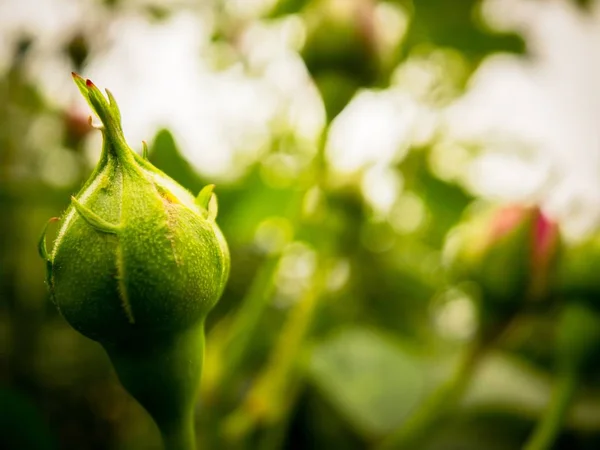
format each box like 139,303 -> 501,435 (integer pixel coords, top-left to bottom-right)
71,74 -> 131,161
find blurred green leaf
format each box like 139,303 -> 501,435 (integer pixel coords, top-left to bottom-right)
308,327 -> 424,437
148,129 -> 204,194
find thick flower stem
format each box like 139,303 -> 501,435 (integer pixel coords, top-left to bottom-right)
160,416 -> 197,450
377,341 -> 486,450
104,326 -> 206,450
523,369 -> 577,450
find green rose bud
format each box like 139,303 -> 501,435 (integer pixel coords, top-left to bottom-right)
444,204 -> 560,336
39,74 -> 230,449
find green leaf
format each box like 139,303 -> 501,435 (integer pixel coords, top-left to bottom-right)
308,327 -> 424,437
149,129 -> 204,193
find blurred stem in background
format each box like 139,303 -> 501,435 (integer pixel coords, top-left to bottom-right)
524,302 -> 600,450
524,370 -> 578,450
201,128 -> 333,448
228,138 -> 332,447
203,255 -> 282,404
222,259 -> 329,448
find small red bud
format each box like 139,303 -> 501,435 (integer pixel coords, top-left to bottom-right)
445,204 -> 561,310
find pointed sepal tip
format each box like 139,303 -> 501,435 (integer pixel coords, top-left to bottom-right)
38,217 -> 59,261
196,184 -> 219,220
142,141 -> 149,160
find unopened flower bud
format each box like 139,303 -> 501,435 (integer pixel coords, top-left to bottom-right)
39,74 -> 230,449
444,205 -> 560,330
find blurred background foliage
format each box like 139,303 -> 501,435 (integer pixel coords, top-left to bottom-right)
2,0 -> 600,449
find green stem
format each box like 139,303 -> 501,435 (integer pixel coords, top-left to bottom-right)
105,326 -> 205,450
523,370 -> 578,450
377,341 -> 485,450
218,256 -> 281,391
160,416 -> 197,450
222,265 -> 328,444
523,301 -> 600,450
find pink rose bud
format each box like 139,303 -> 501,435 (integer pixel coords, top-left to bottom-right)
444,204 -> 560,312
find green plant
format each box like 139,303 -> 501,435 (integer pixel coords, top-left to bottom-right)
378,204 -> 561,449
524,301 -> 600,450
38,74 -> 230,450
524,235 -> 600,450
